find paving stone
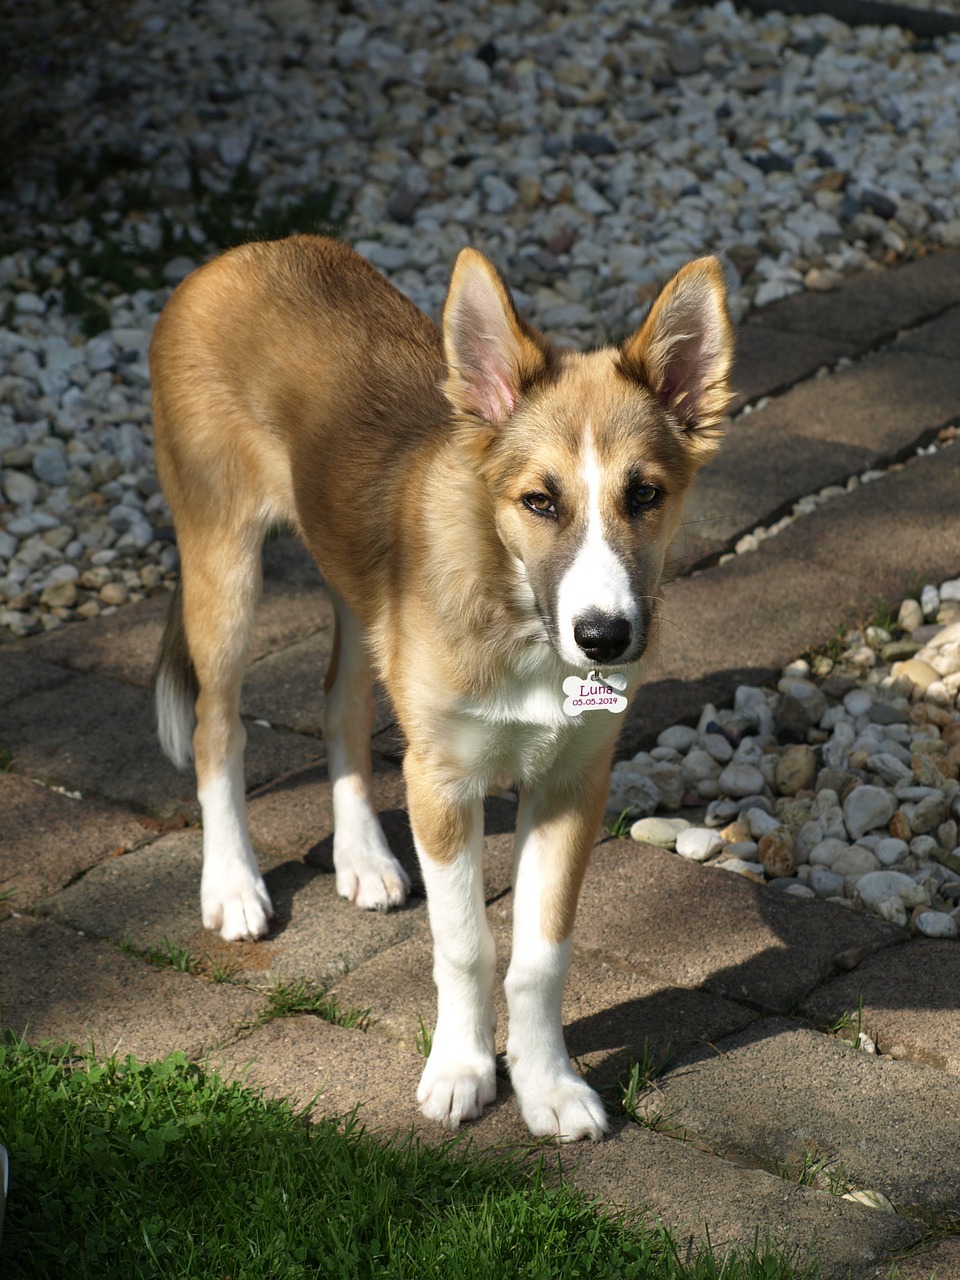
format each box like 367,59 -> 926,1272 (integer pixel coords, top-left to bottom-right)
679,425 -> 868,567
729,323 -> 854,411
866,1236 -> 960,1280
755,446 -> 960,608
211,1015 -> 430,1134
32,534 -> 332,689
242,632 -> 390,738
655,1017 -> 960,1208
34,591 -> 171,687
891,302 -> 960,362
1,671 -> 321,817
574,840 -> 902,1013
0,916 -> 263,1060
211,1017 -> 920,1278
631,550 -> 856,688
800,940 -> 960,1075
742,350 -> 960,458
38,828 -> 430,990
248,757 -> 518,900
742,250 -> 960,348
563,1121 -> 920,1280
332,902 -> 759,1079
0,773 -> 153,918
0,649 -> 73,707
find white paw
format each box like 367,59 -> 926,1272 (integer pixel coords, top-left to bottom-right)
201,874 -> 273,941
335,842 -> 410,911
513,1067 -> 608,1142
417,1052 -> 497,1129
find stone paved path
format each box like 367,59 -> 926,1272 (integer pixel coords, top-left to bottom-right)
3,254 -> 960,1279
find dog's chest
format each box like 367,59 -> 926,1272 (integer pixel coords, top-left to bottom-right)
452,662 -> 602,788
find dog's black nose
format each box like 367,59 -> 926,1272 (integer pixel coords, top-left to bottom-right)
573,613 -> 633,664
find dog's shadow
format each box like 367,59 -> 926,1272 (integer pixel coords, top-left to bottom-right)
257,790 -> 519,934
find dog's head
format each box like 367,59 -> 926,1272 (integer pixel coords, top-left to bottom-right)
442,248 -> 734,672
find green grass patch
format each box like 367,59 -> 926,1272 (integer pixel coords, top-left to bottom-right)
604,807 -> 635,839
258,978 -> 368,1031
0,1039 -> 817,1280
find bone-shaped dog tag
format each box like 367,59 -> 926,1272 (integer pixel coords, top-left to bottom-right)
562,671 -> 628,716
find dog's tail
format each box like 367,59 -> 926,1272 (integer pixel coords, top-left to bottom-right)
155,581 -> 198,770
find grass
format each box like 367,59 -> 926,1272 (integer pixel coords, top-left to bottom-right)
0,1038 -> 819,1280
257,978 -> 368,1031
765,1145 -> 851,1198
415,1011 -> 434,1058
118,942 -> 366,1028
604,807 -> 635,839
828,996 -> 868,1051
618,1043 -> 684,1136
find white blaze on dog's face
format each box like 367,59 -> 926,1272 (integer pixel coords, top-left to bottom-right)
443,249 -> 733,671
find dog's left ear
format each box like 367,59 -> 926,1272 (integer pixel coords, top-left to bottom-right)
619,257 -> 734,438
443,248 -> 552,426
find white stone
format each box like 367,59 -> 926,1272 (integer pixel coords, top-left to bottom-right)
915,911 -> 959,939
921,584 -> 940,619
781,882 -> 816,899
733,686 -> 774,735
718,762 -> 766,798
701,732 -> 734,763
682,748 -> 722,783
867,753 -> 912,785
657,725 -> 699,753
843,688 -> 873,717
808,838 -> 849,868
716,857 -> 765,880
809,865 -> 845,898
874,838 -> 909,867
855,870 -> 930,911
631,817 -> 691,848
832,845 -> 881,879
843,786 -> 897,841
745,807 -> 782,839
675,827 -> 724,862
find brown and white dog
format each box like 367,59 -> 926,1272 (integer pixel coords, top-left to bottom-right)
151,236 -> 733,1140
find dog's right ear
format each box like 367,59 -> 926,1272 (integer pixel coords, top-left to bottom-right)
442,248 -> 552,427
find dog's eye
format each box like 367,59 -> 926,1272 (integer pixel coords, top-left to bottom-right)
522,492 -> 557,519
627,483 -> 661,516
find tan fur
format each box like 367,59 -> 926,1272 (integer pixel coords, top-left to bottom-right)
152,235 -> 733,1132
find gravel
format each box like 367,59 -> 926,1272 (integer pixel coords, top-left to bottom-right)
3,0 -> 960,635
618,576 -> 960,938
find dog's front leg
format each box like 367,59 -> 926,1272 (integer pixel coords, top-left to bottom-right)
405,751 -> 497,1128
505,775 -> 610,1141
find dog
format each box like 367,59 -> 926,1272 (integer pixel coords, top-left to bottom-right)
150,235 -> 733,1140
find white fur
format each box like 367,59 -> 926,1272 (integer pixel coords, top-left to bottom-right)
554,422 -> 637,667
198,731 -> 273,941
155,666 -> 195,770
415,798 -> 498,1128
505,794 -> 608,1140
327,596 -> 410,910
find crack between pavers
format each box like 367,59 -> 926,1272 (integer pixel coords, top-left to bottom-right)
672,426 -> 958,581
737,286 -> 960,417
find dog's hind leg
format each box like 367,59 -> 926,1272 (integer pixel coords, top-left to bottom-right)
178,522 -> 273,942
325,591 -> 410,910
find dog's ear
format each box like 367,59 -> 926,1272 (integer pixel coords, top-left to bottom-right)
443,248 -> 552,425
618,257 -> 733,439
